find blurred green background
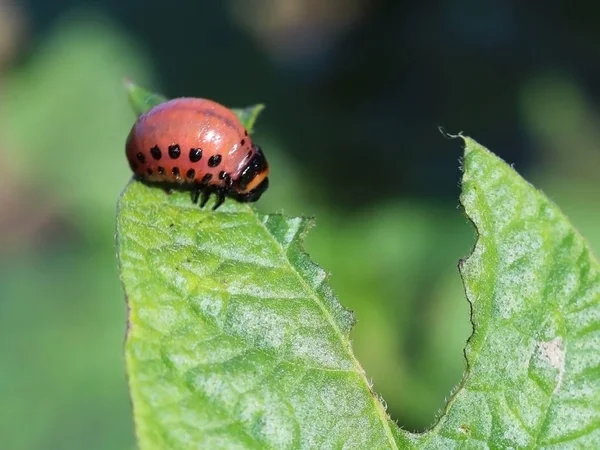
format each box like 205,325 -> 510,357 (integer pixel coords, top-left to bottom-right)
1,1 -> 599,449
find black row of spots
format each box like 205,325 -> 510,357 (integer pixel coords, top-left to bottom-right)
168,144 -> 181,159
146,145 -> 224,170
141,167 -> 210,183
145,166 -> 187,179
150,144 -> 204,164
208,154 -> 222,167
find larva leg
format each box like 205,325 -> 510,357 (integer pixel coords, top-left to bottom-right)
199,189 -> 211,208
212,189 -> 226,210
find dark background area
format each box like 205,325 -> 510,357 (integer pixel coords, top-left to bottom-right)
21,0 -> 591,202
1,1 -> 599,449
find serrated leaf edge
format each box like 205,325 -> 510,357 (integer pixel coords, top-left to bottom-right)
246,208 -> 399,449
411,135 -> 600,447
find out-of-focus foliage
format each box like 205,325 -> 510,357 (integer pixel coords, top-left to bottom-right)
0,16 -> 150,450
2,4 -> 600,450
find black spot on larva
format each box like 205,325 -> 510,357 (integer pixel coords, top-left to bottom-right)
189,148 -> 202,162
247,150 -> 252,158
186,168 -> 196,179
172,167 -> 180,177
244,130 -> 248,136
158,166 -> 165,175
136,152 -> 145,163
208,154 -> 222,167
219,171 -> 232,187
168,144 -> 181,159
240,139 -> 245,146
150,145 -> 162,160
201,173 -> 213,184
146,168 -> 153,176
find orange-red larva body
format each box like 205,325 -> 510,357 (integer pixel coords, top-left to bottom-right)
125,97 -> 269,209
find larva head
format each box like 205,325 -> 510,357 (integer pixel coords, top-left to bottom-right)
233,144 -> 270,202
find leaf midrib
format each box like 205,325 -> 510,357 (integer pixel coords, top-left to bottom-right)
244,205 -> 399,450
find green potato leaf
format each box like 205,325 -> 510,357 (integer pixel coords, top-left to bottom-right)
117,84 -> 600,449
118,83 -> 406,449
125,79 -> 167,116
231,104 -> 265,135
409,137 -> 600,449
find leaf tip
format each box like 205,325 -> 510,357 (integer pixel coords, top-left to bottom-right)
123,76 -> 135,90
252,103 -> 266,114
461,135 -> 489,157
232,103 -> 267,133
125,81 -> 168,117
